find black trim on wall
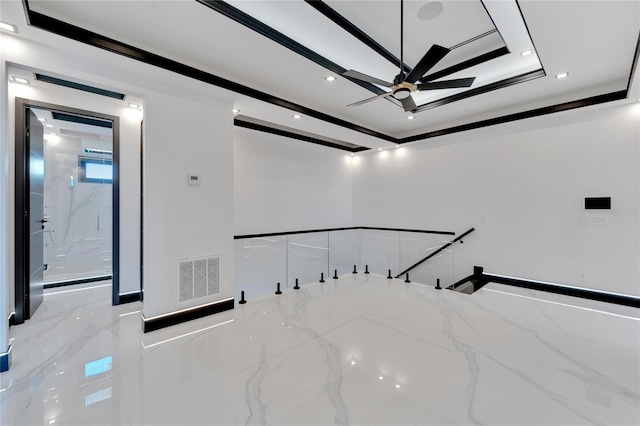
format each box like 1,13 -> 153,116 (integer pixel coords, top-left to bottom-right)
8,312 -> 16,327
483,273 -> 640,309
235,118 -> 367,152
402,91 -> 628,143
142,299 -> 234,333
34,73 -> 126,100
235,226 -> 455,240
627,33 -> 640,92
14,98 -> 121,325
21,1 -> 640,150
43,275 -> 112,289
23,2 -> 396,143
119,291 -> 141,305
51,111 -> 113,128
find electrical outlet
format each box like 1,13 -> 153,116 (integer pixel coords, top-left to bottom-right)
589,215 -> 608,225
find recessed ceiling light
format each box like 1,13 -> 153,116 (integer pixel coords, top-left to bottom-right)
350,153 -> 355,157
395,384 -> 401,389
350,360 -> 356,365
232,108 -> 240,113
292,114 -> 302,119
45,124 -> 53,128
520,49 -> 533,57
378,148 -> 382,151
407,115 -> 414,120
555,72 -> 569,79
0,22 -> 17,33
128,103 -> 141,109
11,76 -> 29,84
325,76 -> 336,82
379,376 -> 384,380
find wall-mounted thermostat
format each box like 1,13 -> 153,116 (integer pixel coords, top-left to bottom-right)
187,174 -> 201,186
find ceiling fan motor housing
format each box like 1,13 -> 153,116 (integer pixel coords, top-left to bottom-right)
393,87 -> 412,100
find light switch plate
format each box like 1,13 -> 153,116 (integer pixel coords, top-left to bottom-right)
187,174 -> 201,186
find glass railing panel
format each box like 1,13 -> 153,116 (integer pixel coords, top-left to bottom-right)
399,232 -> 450,278
234,236 -> 286,299
328,229 -> 361,277
287,232 -> 329,288
408,236 -> 455,288
359,229 -> 400,277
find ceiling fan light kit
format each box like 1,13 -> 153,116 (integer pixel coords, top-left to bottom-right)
344,0 -> 476,113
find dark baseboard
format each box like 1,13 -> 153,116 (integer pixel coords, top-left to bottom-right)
0,345 -> 12,372
142,298 -> 234,333
8,312 -> 16,327
44,275 -> 112,289
483,273 -> 640,308
119,291 -> 141,305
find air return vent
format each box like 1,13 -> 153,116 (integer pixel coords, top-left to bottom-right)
178,256 -> 220,302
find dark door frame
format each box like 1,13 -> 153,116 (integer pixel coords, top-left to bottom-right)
14,98 -> 121,324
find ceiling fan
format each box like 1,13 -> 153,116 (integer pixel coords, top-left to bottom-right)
343,0 -> 476,113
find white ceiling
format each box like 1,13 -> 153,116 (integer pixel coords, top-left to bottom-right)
8,0 -> 640,149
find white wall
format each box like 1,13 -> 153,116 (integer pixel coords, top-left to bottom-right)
1,0 -> 235,354
234,127 -> 353,235
353,103 -> 640,296
142,93 -> 234,318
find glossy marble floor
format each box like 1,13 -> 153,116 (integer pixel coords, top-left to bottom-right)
1,275 -> 639,425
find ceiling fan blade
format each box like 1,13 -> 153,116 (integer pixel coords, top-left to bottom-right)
404,45 -> 450,84
343,70 -> 394,88
400,95 -> 417,113
347,91 -> 395,107
417,77 -> 476,90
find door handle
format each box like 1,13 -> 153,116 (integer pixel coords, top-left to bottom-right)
38,219 -> 48,223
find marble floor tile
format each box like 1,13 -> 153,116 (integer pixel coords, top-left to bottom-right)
1,275 -> 638,425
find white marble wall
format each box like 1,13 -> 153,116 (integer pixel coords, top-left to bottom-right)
43,135 -> 112,283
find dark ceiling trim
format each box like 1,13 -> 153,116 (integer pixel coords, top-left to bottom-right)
35,73 -> 125,99
421,47 -> 509,82
22,1 -> 396,143
514,0 -> 546,70
234,118 -> 368,152
51,111 -> 113,128
402,90 -> 628,143
414,69 -> 545,113
195,0 -> 386,96
304,0 -> 411,74
21,0 -> 639,150
626,33 -> 640,93
479,0 -> 507,47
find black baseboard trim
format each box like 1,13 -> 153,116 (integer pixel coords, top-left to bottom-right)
483,273 -> 640,308
0,345 -> 12,373
142,298 -> 235,333
8,312 -> 16,327
44,275 -> 112,289
119,291 -> 142,305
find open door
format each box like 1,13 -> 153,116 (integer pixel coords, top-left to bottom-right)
27,109 -> 46,318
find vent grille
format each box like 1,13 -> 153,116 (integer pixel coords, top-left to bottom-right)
178,256 -> 220,302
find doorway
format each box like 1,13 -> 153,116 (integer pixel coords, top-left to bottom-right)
14,98 -> 121,324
